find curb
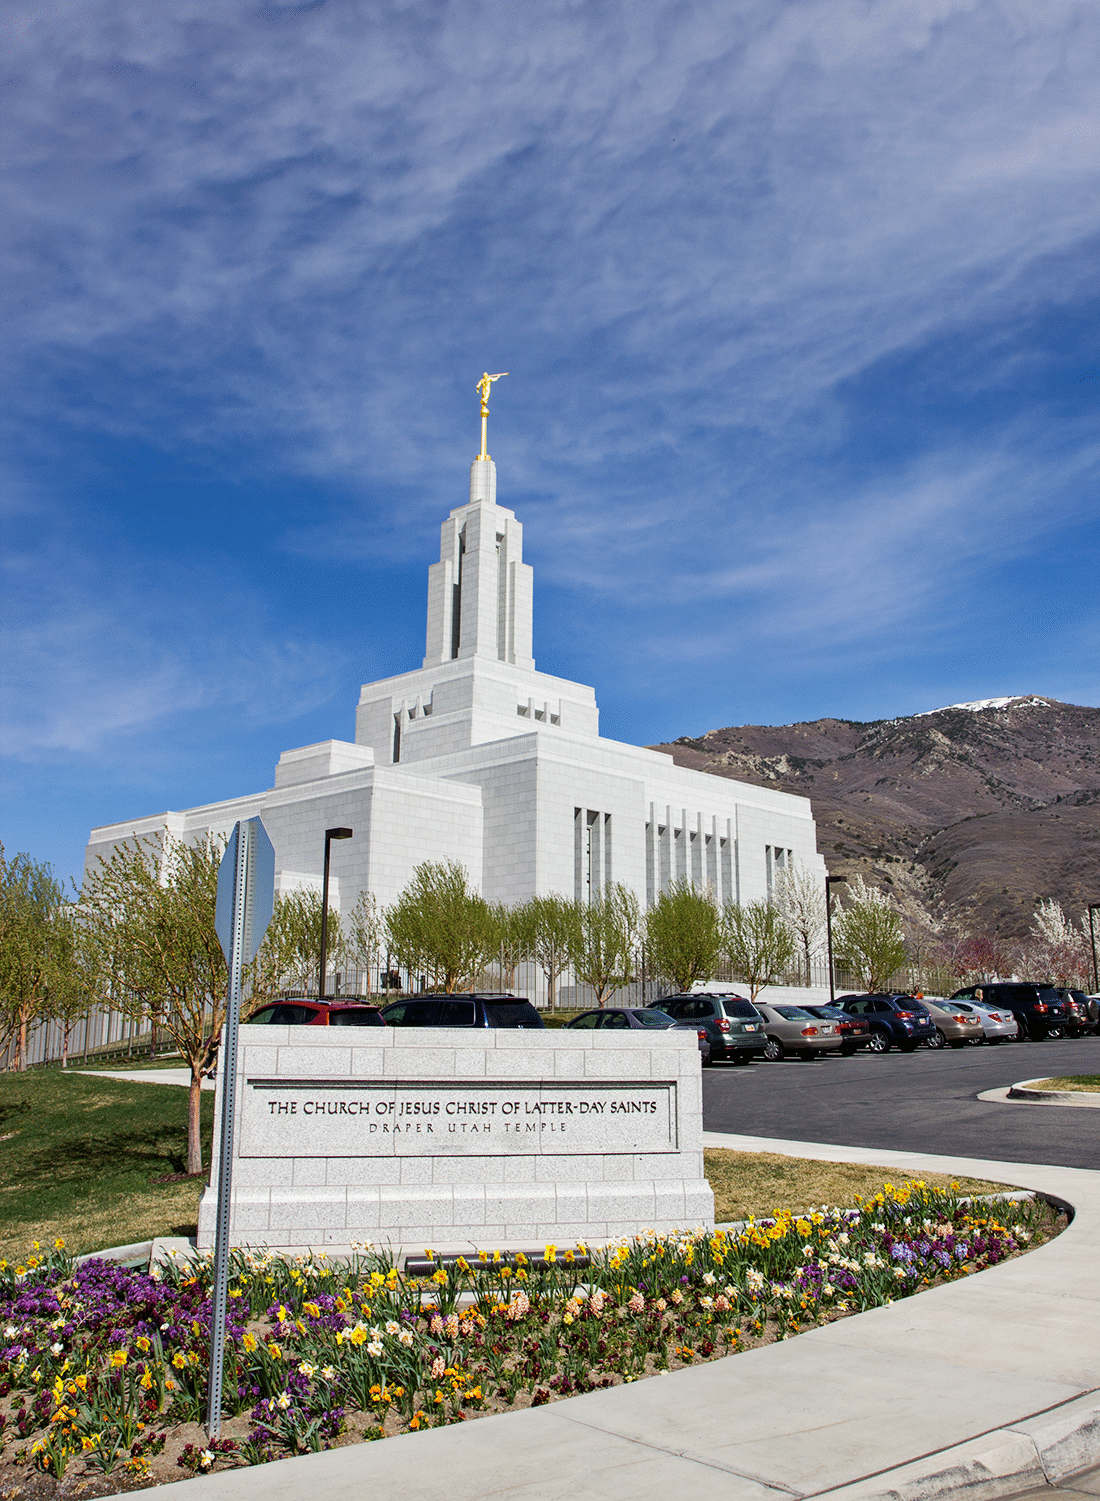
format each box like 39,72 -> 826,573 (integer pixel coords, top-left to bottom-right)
812,1391 -> 1100,1501
1007,1077 -> 1100,1107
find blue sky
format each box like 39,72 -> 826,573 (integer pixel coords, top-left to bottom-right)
3,0 -> 1099,887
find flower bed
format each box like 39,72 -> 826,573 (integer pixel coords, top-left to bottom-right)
0,1181 -> 1062,1494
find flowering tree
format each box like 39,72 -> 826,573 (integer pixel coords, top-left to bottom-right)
775,864 -> 826,986
0,844 -> 73,1071
344,888 -> 382,994
1022,899 -> 1090,987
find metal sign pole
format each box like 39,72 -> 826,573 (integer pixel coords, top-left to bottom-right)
207,820 -> 249,1437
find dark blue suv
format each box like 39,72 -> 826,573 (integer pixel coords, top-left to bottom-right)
832,993 -> 937,1053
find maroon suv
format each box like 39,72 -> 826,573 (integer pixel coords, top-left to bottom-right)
245,1000 -> 385,1027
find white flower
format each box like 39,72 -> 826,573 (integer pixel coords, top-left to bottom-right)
276,1392 -> 292,1410
5,1325 -> 17,1338
299,1362 -> 317,1378
701,1272 -> 716,1286
822,1284 -> 835,1298
367,1341 -> 384,1357
50,1342 -> 63,1356
385,1320 -> 400,1336
893,1268 -> 907,1281
200,1450 -> 216,1469
371,1326 -> 384,1340
398,1329 -> 414,1347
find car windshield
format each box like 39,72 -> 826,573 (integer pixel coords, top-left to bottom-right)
774,1006 -> 814,1020
631,1009 -> 674,1026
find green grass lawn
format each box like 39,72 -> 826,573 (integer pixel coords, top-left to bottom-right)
1032,1074 -> 1100,1092
0,1068 -> 213,1263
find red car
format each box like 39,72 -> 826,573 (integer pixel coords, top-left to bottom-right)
245,1000 -> 386,1027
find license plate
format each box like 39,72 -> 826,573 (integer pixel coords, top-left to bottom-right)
743,1024 -> 758,1030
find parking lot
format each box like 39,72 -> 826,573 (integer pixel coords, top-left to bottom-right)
701,1035 -> 1100,1170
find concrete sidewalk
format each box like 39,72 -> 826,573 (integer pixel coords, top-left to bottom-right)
76,1068 -> 215,1089
135,1133 -> 1100,1501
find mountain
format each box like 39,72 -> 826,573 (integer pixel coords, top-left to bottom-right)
650,696 -> 1100,937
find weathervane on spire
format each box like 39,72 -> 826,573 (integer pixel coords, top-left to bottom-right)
475,371 -> 508,461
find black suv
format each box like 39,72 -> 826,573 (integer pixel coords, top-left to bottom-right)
951,983 -> 1069,1041
646,993 -> 766,1063
380,993 -> 544,1029
832,994 -> 937,1053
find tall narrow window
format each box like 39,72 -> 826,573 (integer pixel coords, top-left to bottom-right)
393,713 -> 401,763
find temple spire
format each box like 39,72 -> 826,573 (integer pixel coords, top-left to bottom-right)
475,371 -> 508,460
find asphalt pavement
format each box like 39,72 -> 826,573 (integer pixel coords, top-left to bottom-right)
701,1035 -> 1100,1169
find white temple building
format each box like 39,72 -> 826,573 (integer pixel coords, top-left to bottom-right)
85,435 -> 826,921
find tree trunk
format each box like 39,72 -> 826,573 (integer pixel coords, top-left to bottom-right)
17,1012 -> 27,1072
187,1069 -> 204,1176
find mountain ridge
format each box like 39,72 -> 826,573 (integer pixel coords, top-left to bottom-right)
650,696 -> 1100,936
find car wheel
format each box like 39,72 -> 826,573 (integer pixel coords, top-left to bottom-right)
762,1036 -> 785,1062
1014,1017 -> 1028,1041
927,1028 -> 946,1050
866,1030 -> 890,1054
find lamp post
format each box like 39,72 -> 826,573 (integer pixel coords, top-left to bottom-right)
1089,904 -> 1100,995
318,828 -> 353,1000
825,875 -> 848,1004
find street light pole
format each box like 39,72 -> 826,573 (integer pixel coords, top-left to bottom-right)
1089,904 -> 1100,995
825,875 -> 848,1004
318,828 -> 353,999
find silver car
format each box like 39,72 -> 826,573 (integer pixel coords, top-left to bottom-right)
923,998 -> 986,1048
755,1002 -> 844,1061
956,997 -> 1018,1043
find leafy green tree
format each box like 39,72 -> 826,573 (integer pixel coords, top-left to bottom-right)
489,902 -> 531,992
513,895 -> 579,1009
567,884 -> 640,1008
723,899 -> 796,1001
832,876 -> 909,992
0,844 -> 71,1071
80,834 -> 226,1174
344,888 -> 382,994
250,887 -> 344,1000
645,880 -> 722,992
385,862 -> 496,993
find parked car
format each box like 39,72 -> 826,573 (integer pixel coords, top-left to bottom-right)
832,994 -> 937,1053
646,993 -> 767,1063
245,1000 -> 386,1027
799,1003 -> 872,1055
950,983 -> 1069,1041
951,997 -> 1017,1044
565,1007 -> 711,1062
380,993 -> 544,1029
1053,989 -> 1098,1037
753,1002 -> 844,1061
922,999 -> 986,1049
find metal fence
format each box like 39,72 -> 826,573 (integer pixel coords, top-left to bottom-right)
8,952 -> 971,1070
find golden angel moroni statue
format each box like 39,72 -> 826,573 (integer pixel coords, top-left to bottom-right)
475,371 -> 508,459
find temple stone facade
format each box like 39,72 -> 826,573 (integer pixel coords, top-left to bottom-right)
86,452 -> 826,919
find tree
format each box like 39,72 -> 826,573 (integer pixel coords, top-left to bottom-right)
567,884 -> 640,1008
250,888 -> 338,1000
775,864 -> 826,986
489,902 -> 529,992
80,833 -> 227,1174
832,876 -> 908,993
513,895 -> 578,1009
344,889 -> 382,994
0,845 -> 71,1071
645,880 -> 722,992
722,900 -> 796,1001
44,907 -> 97,1069
385,862 -> 496,993
1024,898 -> 1090,987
